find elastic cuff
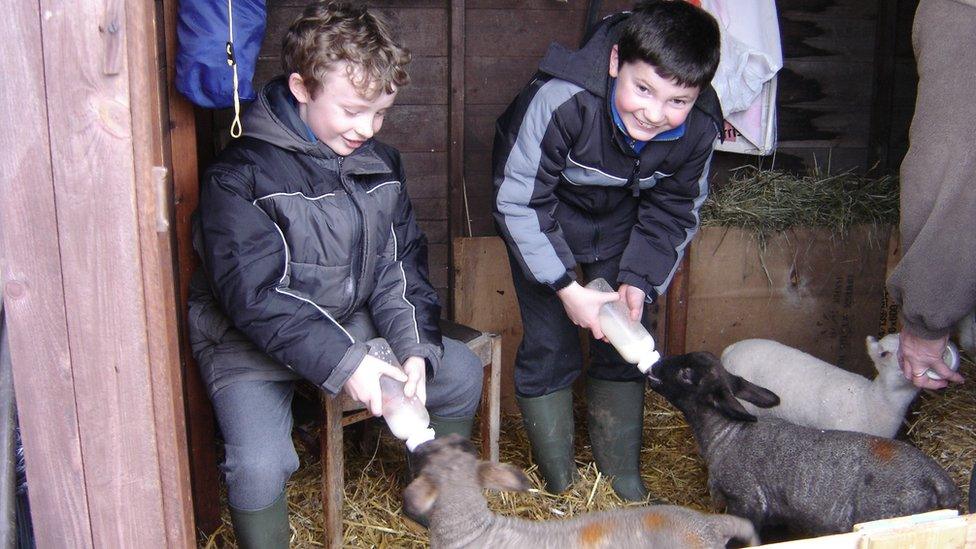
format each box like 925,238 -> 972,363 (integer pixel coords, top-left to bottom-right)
394,342 -> 443,377
321,342 -> 370,395
901,317 -> 951,341
547,272 -> 576,292
615,271 -> 658,303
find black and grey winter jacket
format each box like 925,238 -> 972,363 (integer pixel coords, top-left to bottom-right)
492,12 -> 723,302
191,77 -> 442,395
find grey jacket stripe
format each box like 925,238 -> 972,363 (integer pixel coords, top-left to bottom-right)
253,191 -> 336,203
391,224 -> 421,343
564,154 -> 673,188
260,203 -> 355,343
497,79 -> 583,283
653,150 -> 713,296
367,180 -> 400,194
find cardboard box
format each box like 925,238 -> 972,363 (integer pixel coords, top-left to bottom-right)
686,224 -> 892,377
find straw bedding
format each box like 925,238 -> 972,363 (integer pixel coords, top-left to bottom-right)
201,353 -> 974,548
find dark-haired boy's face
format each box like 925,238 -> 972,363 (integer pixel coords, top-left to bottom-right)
608,45 -> 699,141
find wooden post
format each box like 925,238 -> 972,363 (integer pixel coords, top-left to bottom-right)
160,0 -> 222,535
321,396 -> 345,549
447,0 -> 466,318
665,252 -> 691,356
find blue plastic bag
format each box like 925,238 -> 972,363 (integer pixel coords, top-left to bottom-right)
176,0 -> 266,111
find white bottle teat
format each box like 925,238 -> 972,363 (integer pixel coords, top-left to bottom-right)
585,278 -> 661,374
369,339 -> 436,451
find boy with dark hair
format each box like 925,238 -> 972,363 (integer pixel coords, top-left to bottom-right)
493,0 -> 722,501
188,2 -> 482,546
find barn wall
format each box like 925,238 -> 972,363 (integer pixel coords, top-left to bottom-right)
199,0 -> 921,297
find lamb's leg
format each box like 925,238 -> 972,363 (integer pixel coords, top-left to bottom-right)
714,514 -> 761,547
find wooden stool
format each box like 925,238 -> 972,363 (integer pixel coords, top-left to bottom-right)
320,320 -> 501,549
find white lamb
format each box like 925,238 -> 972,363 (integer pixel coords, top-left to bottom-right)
720,334 -> 916,438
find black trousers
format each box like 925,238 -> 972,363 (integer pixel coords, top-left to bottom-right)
508,251 -> 653,397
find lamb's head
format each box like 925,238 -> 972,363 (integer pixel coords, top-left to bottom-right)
403,434 -> 530,519
647,352 -> 780,422
866,334 -> 915,391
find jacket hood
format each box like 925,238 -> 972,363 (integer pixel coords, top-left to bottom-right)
241,76 -> 392,174
537,12 -> 725,135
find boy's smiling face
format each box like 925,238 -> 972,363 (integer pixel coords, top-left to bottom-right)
608,45 -> 700,141
288,61 -> 397,156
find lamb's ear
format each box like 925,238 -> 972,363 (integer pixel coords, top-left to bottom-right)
865,336 -> 881,364
706,386 -> 757,422
403,475 -> 438,518
730,375 -> 780,408
478,462 -> 531,492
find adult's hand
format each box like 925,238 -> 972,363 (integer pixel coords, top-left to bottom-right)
557,281 -> 619,340
402,356 -> 427,404
898,331 -> 965,390
617,283 -> 646,322
343,354 -> 408,416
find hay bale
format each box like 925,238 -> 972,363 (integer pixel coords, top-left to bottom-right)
700,166 -> 899,246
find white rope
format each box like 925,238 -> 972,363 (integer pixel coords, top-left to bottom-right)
226,0 -> 243,138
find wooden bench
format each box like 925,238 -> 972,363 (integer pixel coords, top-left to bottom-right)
319,320 -> 501,549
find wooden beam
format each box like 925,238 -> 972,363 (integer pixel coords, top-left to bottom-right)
867,0 -> 900,171
664,252 -> 691,356
447,0 -> 466,317
160,0 -> 222,536
0,2 -> 93,546
127,0 -> 195,545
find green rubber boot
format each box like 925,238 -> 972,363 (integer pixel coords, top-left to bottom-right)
429,414 -> 475,440
229,492 -> 290,549
586,377 -> 650,502
516,388 -> 578,493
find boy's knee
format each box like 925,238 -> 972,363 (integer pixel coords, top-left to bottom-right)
222,442 -> 300,509
430,339 -> 484,418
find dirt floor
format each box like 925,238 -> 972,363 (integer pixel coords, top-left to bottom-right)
200,353 -> 976,548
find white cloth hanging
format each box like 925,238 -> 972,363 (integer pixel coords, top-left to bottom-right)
701,0 -> 783,154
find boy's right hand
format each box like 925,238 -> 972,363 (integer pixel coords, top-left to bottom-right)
556,281 -> 619,341
343,354 -> 409,416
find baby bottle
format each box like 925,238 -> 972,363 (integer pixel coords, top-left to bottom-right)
585,278 -> 661,373
926,341 -> 961,380
368,338 -> 435,451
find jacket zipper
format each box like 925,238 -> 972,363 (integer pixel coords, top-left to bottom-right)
337,156 -> 370,319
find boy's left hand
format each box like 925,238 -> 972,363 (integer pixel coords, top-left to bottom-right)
402,356 -> 427,404
617,283 -> 646,321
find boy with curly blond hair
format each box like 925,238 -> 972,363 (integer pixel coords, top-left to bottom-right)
188,3 -> 482,545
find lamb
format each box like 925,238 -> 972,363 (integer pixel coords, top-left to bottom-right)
646,351 -> 960,536
404,435 -> 759,549
721,334 -> 916,437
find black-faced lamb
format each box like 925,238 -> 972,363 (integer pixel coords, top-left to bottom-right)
647,351 -> 959,536
404,435 -> 759,548
721,334 -> 916,437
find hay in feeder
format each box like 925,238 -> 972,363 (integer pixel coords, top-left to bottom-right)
700,166 -> 899,243
200,351 -> 974,548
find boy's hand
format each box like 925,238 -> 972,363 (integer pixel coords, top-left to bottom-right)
343,354 -> 408,416
617,283 -> 646,321
557,281 -> 619,340
402,356 -> 427,405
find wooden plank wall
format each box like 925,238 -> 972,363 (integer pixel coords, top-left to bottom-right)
202,0 -> 921,299
0,0 -> 193,545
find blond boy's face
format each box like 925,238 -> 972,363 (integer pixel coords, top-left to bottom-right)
288,61 -> 397,156
608,45 -> 699,141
